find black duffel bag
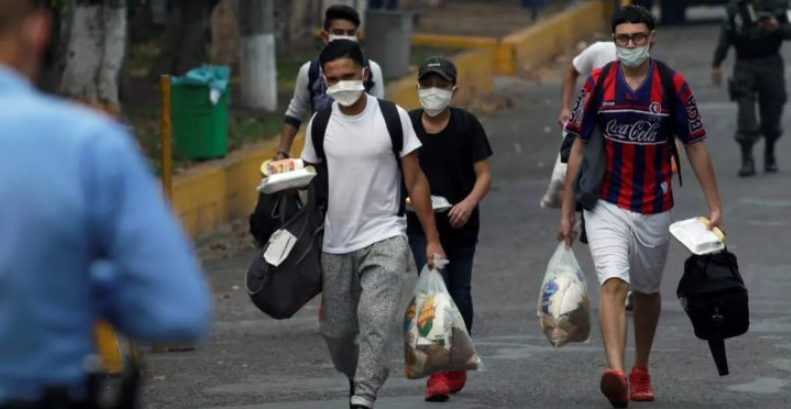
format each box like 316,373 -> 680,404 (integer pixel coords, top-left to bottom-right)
677,249 -> 749,376
245,185 -> 323,319
249,190 -> 302,247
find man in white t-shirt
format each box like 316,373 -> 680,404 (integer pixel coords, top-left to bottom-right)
542,41 -> 618,210
301,40 -> 445,409
558,41 -> 618,127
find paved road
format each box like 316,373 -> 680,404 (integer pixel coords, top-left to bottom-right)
142,18 -> 791,409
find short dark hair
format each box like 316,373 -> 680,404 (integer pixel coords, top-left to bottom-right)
324,5 -> 361,31
319,39 -> 366,70
612,5 -> 655,32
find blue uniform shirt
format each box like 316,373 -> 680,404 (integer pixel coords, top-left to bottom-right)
0,67 -> 212,403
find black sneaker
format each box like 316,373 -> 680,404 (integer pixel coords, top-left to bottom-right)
766,148 -> 779,173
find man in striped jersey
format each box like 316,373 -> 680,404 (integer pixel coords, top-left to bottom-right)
559,5 -> 724,408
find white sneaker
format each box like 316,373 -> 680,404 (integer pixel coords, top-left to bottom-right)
540,182 -> 564,209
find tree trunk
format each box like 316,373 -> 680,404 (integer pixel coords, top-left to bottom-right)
150,0 -> 219,77
150,0 -> 168,24
237,0 -> 277,112
59,0 -> 127,113
60,1 -> 103,105
288,0 -> 319,51
273,0 -> 321,54
97,0 -> 127,112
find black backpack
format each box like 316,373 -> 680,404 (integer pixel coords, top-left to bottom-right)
248,192 -> 301,247
307,57 -> 376,113
677,249 -> 749,376
310,98 -> 407,216
246,184 -> 324,320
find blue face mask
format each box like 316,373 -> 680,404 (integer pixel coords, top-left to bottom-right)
617,45 -> 651,68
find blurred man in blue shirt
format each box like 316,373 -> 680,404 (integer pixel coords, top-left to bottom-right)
0,1 -> 212,406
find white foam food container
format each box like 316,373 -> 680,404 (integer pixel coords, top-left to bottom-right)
405,196 -> 454,213
257,166 -> 317,194
669,217 -> 726,255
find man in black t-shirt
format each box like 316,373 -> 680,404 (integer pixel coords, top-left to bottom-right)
406,57 -> 494,402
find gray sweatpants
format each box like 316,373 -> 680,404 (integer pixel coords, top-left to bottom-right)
320,235 -> 409,409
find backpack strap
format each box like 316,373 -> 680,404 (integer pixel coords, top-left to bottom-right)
377,98 -> 406,217
310,105 -> 333,162
363,57 -> 375,93
307,58 -> 321,112
559,62 -> 614,164
655,60 -> 684,187
708,338 -> 729,376
591,62 -> 615,110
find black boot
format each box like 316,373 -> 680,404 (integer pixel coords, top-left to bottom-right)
765,141 -> 778,173
739,143 -> 756,177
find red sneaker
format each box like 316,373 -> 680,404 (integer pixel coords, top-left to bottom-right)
425,373 -> 450,402
447,371 -> 467,394
600,369 -> 629,408
629,367 -> 655,402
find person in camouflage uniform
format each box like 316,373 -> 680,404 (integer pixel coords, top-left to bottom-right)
712,0 -> 791,176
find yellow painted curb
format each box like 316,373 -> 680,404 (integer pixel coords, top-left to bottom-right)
170,49 -> 494,238
408,1 -> 609,76
411,33 -> 499,53
499,1 -> 607,75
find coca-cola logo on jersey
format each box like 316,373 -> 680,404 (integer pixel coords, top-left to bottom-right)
604,120 -> 663,144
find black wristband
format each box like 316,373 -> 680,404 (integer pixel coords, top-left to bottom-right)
276,151 -> 290,158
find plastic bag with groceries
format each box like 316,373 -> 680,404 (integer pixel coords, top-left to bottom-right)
537,243 -> 591,348
404,256 -> 483,379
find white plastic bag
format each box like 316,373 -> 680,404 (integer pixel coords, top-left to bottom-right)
537,244 -> 591,348
404,257 -> 483,379
540,130 -> 569,209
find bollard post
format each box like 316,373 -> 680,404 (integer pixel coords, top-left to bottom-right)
152,75 -> 173,354
160,75 -> 173,201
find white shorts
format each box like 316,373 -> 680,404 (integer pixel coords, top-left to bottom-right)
583,201 -> 671,294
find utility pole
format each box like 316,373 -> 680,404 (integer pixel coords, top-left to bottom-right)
238,0 -> 277,112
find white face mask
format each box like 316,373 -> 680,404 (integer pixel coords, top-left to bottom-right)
326,80 -> 365,107
328,34 -> 358,43
617,45 -> 651,68
418,87 -> 454,117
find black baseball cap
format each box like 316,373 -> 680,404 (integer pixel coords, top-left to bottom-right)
418,56 -> 457,84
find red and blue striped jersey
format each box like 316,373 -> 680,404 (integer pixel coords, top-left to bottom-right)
565,60 -> 706,214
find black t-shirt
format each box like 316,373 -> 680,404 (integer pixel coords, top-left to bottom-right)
406,107 -> 493,247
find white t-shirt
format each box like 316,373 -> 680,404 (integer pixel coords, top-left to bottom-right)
572,41 -> 617,76
301,95 -> 421,254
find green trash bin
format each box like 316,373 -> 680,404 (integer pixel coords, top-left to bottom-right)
171,65 -> 230,160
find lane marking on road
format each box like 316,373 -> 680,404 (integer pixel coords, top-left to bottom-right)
741,198 -> 791,209
770,359 -> 791,374
728,377 -> 790,394
199,395 -> 483,409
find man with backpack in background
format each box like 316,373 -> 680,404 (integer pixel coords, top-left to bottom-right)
542,40 -> 617,210
558,6 -> 724,408
300,39 -> 445,409
275,4 -> 385,161
406,56 -> 493,402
